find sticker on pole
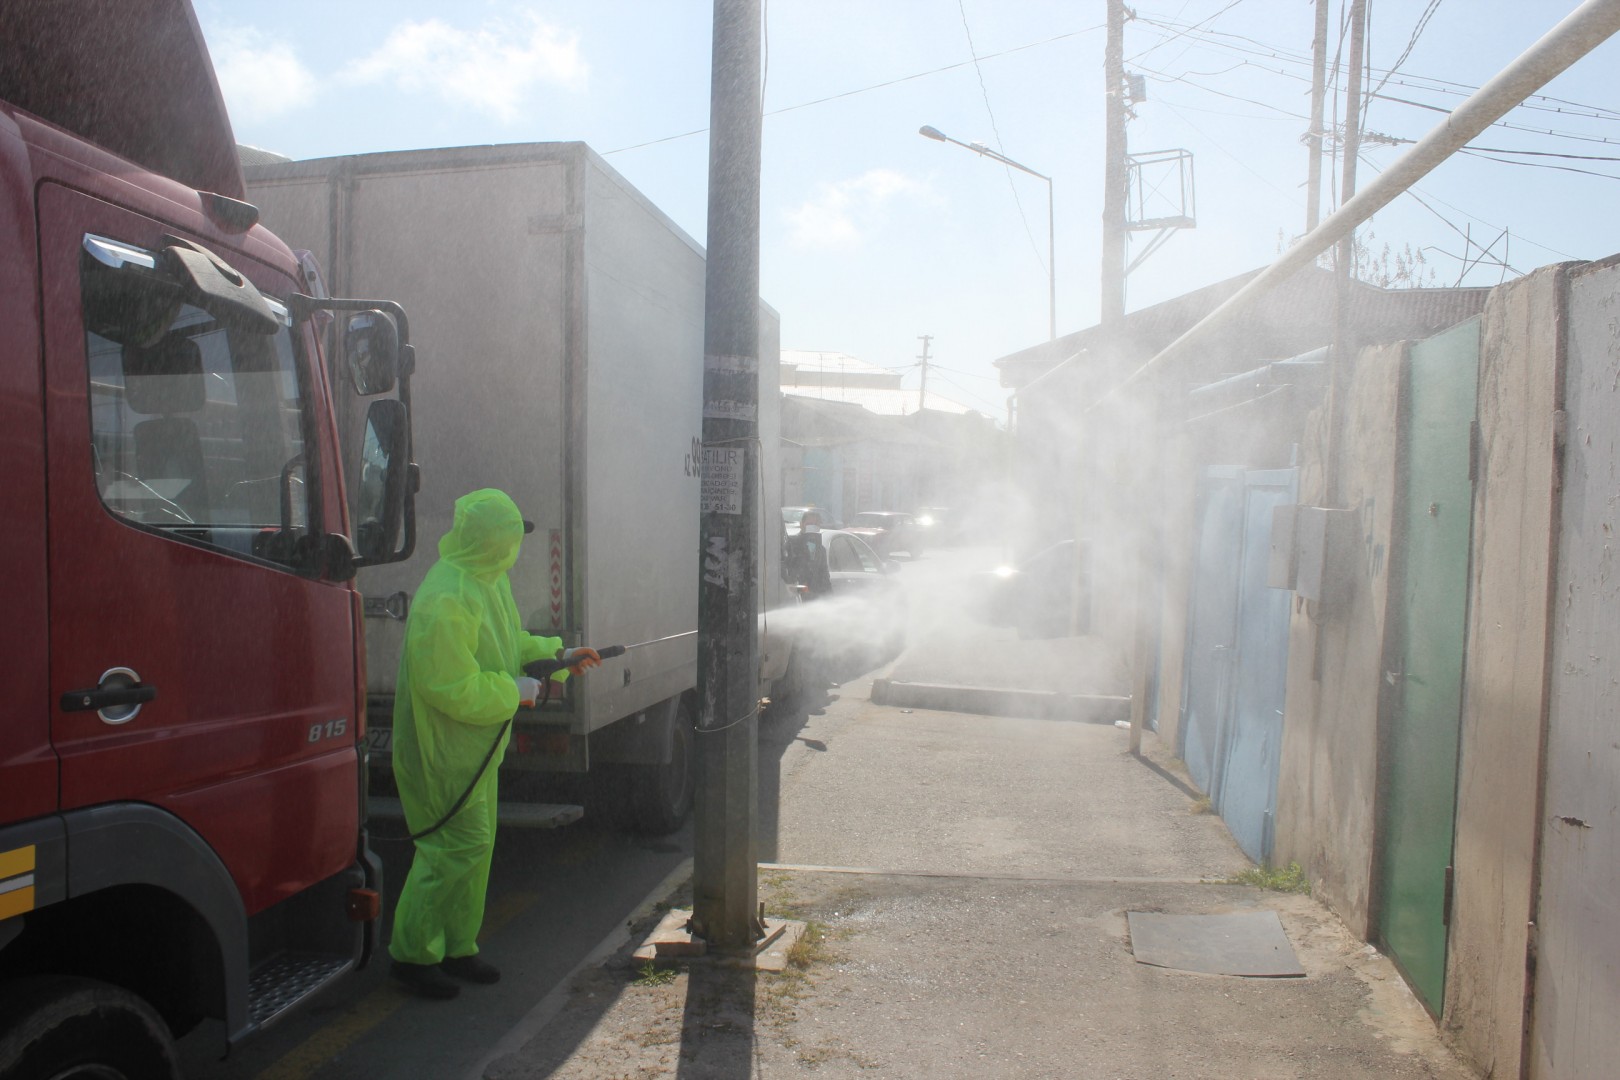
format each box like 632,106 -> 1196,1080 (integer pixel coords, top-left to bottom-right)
701,446 -> 744,515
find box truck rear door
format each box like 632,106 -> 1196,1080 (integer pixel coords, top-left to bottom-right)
38,182 -> 360,914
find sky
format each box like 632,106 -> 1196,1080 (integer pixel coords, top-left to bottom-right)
195,1 -> 1620,419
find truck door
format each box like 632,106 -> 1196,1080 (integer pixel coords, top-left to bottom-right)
38,183 -> 360,914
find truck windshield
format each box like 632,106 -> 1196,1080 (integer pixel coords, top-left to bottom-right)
81,243 -> 318,571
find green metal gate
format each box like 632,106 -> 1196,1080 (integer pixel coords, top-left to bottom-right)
1373,318 -> 1479,1014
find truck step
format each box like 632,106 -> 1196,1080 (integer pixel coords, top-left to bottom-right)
247,952 -> 353,1029
368,796 -> 584,830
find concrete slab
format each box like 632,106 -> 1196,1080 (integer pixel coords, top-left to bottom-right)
1128,910 -> 1307,977
631,910 -> 806,974
871,678 -> 1130,722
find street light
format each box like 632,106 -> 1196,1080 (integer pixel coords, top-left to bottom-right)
920,125 -> 1056,341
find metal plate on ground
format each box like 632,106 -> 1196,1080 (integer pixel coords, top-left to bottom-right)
1127,911 -> 1305,977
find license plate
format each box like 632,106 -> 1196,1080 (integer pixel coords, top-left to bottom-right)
365,727 -> 392,755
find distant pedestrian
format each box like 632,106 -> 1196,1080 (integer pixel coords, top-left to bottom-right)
795,509 -> 832,598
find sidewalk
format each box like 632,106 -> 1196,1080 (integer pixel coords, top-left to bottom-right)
478,637 -> 1476,1079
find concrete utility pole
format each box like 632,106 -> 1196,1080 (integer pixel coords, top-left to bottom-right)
916,334 -> 932,413
1101,0 -> 1128,328
1304,0 -> 1331,232
694,0 -> 763,954
1339,0 -> 1368,226
1325,0 -> 1368,505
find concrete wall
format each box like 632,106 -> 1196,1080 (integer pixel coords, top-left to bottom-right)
1528,258 -> 1620,1080
1273,342 -> 1407,936
1443,265 -> 1566,1078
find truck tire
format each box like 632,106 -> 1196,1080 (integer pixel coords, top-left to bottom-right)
628,697 -> 696,835
0,976 -> 179,1080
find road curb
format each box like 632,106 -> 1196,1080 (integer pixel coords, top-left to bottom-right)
870,678 -> 1130,723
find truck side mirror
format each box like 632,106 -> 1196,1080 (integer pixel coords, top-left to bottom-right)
353,398 -> 410,564
345,310 -> 399,396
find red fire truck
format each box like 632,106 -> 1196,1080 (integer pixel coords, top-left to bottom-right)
0,2 -> 416,1075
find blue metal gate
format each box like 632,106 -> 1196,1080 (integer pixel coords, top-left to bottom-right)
1215,469 -> 1298,862
1180,468 -> 1244,795
1180,467 -> 1298,862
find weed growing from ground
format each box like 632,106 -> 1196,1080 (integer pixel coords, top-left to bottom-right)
632,959 -> 677,987
1227,862 -> 1312,894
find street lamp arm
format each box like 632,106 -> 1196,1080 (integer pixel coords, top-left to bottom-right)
970,146 -> 1050,182
919,125 -> 1049,181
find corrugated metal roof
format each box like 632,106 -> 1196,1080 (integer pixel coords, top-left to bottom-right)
996,265 -> 1492,390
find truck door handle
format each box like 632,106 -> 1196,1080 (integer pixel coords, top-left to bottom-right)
61,667 -> 156,725
62,684 -> 157,712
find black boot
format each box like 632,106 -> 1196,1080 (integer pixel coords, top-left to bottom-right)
441,954 -> 501,984
391,960 -> 461,999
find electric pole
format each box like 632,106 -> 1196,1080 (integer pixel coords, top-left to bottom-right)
1340,0 -> 1369,219
694,0 -> 763,954
1326,0 -> 1368,508
1305,0 -> 1330,232
916,334 -> 932,413
1101,0 -> 1128,329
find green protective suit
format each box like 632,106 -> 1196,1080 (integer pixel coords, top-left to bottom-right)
388,489 -> 563,966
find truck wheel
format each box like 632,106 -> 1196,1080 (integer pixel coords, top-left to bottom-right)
0,976 -> 179,1080
629,698 -> 696,835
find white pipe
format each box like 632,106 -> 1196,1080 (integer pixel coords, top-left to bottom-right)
1093,0 -> 1620,409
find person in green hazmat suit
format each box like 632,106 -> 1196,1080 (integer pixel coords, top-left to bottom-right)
388,488 -> 598,999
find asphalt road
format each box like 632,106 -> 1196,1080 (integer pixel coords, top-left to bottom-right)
177,545 -> 993,1080
176,817 -> 692,1080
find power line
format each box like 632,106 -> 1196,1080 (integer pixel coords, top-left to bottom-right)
1136,36 -> 1620,149
956,0 -> 1047,274
1456,148 -> 1620,182
1140,48 -> 1620,152
928,362 -> 1003,382
1133,13 -> 1620,122
1126,0 -> 1251,65
603,22 -> 1107,155
1136,63 -> 1312,121
1373,92 -> 1620,146
1364,0 -> 1445,127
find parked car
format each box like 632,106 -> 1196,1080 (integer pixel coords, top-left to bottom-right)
971,540 -> 1090,639
845,510 -> 924,558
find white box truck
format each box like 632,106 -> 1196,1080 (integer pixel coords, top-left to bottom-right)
244,143 -> 788,833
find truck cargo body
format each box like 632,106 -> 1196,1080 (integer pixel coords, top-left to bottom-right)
245,144 -> 786,828
0,1 -> 416,1071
